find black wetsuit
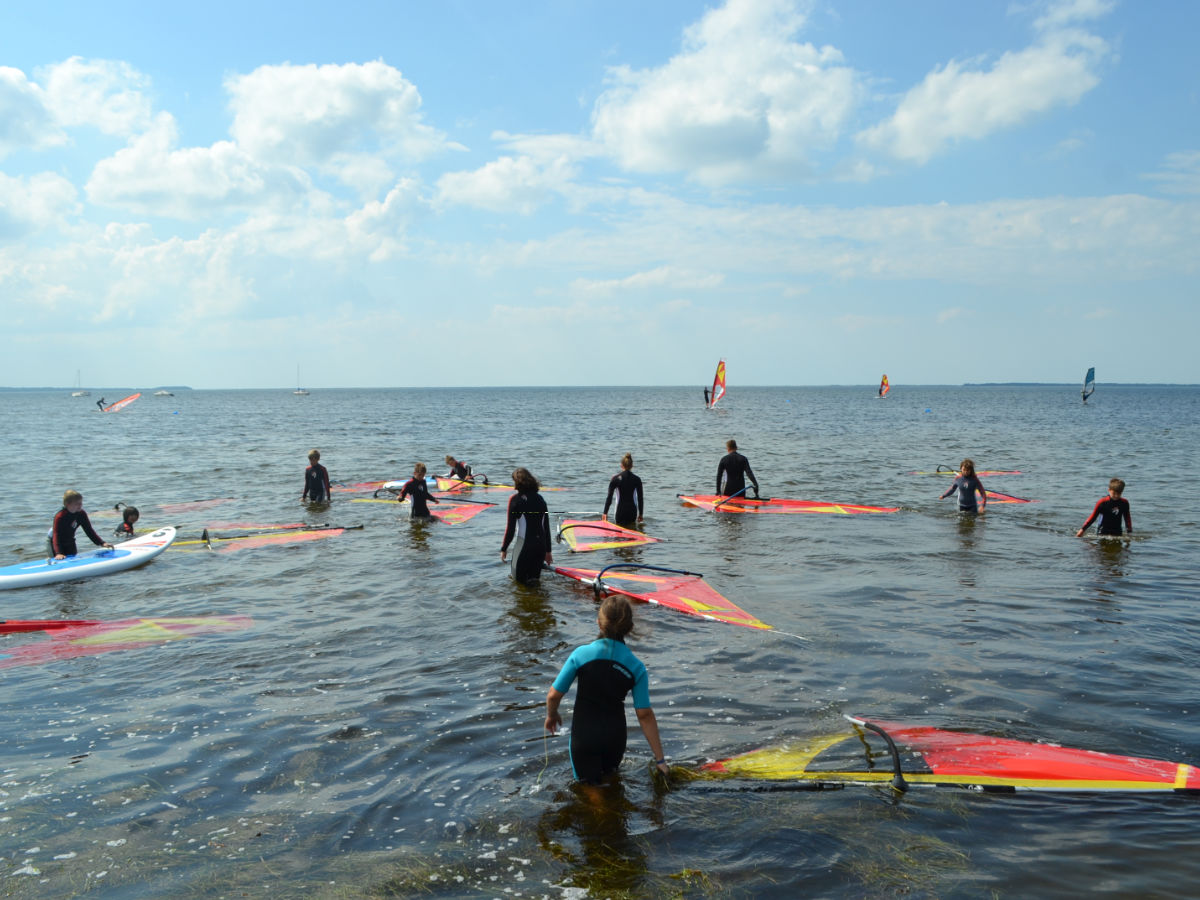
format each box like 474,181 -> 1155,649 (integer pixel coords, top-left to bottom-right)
446,461 -> 472,481
1080,495 -> 1132,535
941,474 -> 985,512
603,470 -> 644,526
114,521 -> 136,540
398,477 -> 437,518
501,488 -> 551,583
303,463 -> 330,502
716,451 -> 758,497
49,507 -> 106,556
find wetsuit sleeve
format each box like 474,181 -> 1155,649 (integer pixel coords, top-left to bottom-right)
501,495 -> 518,551
538,499 -> 553,553
397,479 -> 412,502
79,511 -> 105,547
551,650 -> 581,694
630,667 -> 651,709
745,460 -> 758,492
321,465 -> 331,497
51,510 -> 67,555
635,476 -> 644,516
302,467 -> 309,499
1079,497 -> 1105,532
716,458 -> 726,494
940,477 -> 961,500
1122,499 -> 1132,532
603,475 -> 618,516
974,476 -> 986,504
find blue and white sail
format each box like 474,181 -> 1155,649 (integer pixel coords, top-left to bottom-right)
1082,367 -> 1095,401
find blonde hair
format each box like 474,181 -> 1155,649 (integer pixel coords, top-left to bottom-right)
308,449 -> 321,461
414,462 -> 427,477
959,459 -> 976,477
445,455 -> 455,465
621,453 -> 633,470
62,489 -> 82,505
1109,477 -> 1125,495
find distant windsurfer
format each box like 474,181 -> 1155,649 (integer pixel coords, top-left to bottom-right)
301,449 -> 331,503
602,453 -> 644,527
938,458 -> 986,514
49,490 -> 112,559
704,387 -> 710,407
397,462 -> 440,518
545,594 -> 670,784
716,439 -> 759,498
500,467 -> 553,583
1076,478 -> 1131,537
96,397 -> 106,412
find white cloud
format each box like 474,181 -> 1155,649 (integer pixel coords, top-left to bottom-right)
0,66 -> 61,157
87,112 -> 313,219
568,266 -> 724,297
859,7 -> 1112,164
1142,151 -> 1200,196
227,61 -> 458,175
1031,0 -> 1116,31
590,0 -> 858,183
38,57 -> 153,136
937,307 -> 965,323
0,172 -> 79,239
435,154 -> 578,214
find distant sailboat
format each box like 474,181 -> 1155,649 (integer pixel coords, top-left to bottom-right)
70,370 -> 90,397
707,359 -> 726,409
1081,367 -> 1095,403
878,374 -> 890,398
293,365 -> 309,396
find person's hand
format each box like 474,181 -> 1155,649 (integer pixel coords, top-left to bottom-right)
654,760 -> 669,776
54,553 -> 66,561
545,712 -> 562,735
500,549 -> 507,562
1075,529 -> 1085,537
601,514 -> 608,522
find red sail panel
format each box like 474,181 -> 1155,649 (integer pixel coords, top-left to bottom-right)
557,519 -> 661,552
679,494 -> 898,514
553,565 -> 770,630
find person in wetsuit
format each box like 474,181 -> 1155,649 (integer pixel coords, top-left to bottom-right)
113,504 -> 140,540
397,463 -> 440,518
443,455 -> 476,483
716,439 -> 759,498
302,449 -> 331,503
545,594 -> 669,783
939,458 -> 987,513
1076,477 -> 1132,536
49,490 -> 112,559
96,397 -> 106,412
500,467 -> 552,583
602,453 -> 644,527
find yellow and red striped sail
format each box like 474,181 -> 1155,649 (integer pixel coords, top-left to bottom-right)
709,359 -> 726,408
679,494 -> 898,515
557,519 -> 661,552
878,374 -> 889,397
698,715 -> 1200,793
553,564 -> 770,630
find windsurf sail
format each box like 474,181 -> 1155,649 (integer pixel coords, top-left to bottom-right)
695,715 -> 1200,793
708,359 -> 726,409
103,392 -> 141,412
1,619 -> 103,635
171,525 -> 357,552
552,563 -> 770,630
354,496 -> 496,523
557,519 -> 662,552
983,490 -> 1035,504
1082,366 -> 1095,401
679,494 -> 899,515
0,616 -> 253,669
878,374 -> 889,397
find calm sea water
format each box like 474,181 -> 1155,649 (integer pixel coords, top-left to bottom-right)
1,385 -> 1197,898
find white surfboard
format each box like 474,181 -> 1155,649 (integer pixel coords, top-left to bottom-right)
0,527 -> 176,590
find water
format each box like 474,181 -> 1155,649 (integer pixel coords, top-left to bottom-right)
1,385 -> 1197,898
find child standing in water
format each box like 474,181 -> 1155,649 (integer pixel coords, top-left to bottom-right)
302,449 -> 331,503
545,595 -> 670,783
939,458 -> 987,513
1076,478 -> 1132,537
500,467 -> 553,583
49,490 -> 112,559
397,463 -> 440,519
113,505 -> 140,540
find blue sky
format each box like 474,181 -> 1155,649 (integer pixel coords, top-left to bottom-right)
2,0 -> 1197,388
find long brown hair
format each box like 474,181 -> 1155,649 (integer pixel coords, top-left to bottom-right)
511,467 -> 540,493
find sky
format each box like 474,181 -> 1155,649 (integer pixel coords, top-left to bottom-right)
1,0 -> 1197,389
